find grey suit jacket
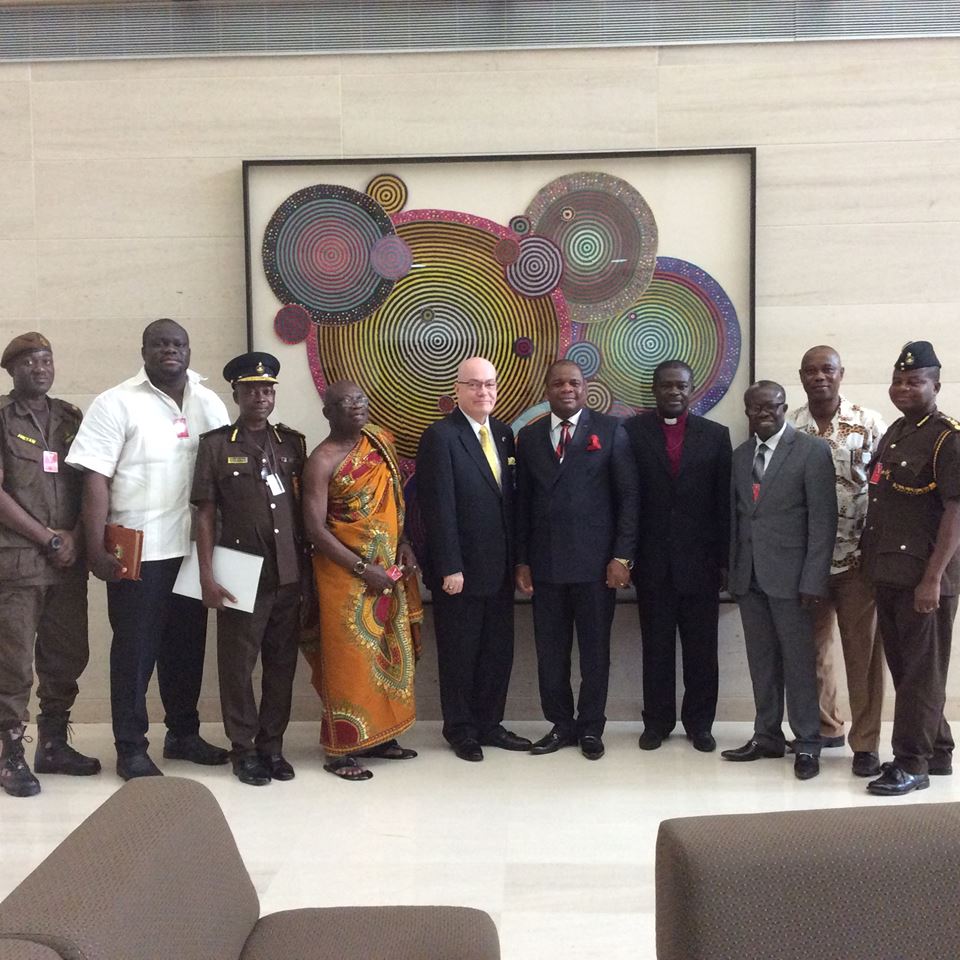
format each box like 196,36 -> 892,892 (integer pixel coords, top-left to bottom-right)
729,423 -> 838,600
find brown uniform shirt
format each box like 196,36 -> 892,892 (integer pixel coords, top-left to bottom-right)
191,421 -> 306,586
0,394 -> 84,586
860,409 -> 960,595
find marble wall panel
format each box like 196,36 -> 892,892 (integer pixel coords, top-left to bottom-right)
0,79 -> 31,160
0,160 -> 35,237
341,67 -> 658,156
658,48 -> 960,147
757,141 -> 960,227
756,223 -> 960,307
35,158 -> 243,239
0,238 -> 37,320
30,74 -> 342,160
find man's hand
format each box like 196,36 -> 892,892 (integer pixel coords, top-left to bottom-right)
914,574 -> 941,614
441,572 -> 464,595
89,548 -> 126,582
514,564 -> 533,596
396,541 -> 418,577
361,562 -> 394,594
200,575 -> 238,610
48,528 -> 77,568
799,593 -> 822,609
606,559 -> 631,589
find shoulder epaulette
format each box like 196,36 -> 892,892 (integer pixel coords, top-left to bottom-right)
937,413 -> 960,432
199,424 -> 232,441
275,422 -> 305,437
0,395 -> 14,411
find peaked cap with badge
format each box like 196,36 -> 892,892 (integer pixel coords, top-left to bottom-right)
222,352 -> 280,385
895,340 -> 941,372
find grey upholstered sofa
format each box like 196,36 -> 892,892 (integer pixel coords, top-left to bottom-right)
0,776 -> 499,960
656,801 -> 960,960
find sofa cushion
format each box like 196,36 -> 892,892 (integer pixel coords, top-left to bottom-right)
241,906 -> 500,960
0,778 -> 260,960
656,801 -> 960,960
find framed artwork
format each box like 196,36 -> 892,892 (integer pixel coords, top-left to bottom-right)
243,149 -> 755,469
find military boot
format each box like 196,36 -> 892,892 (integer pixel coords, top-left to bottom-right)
0,725 -> 41,797
34,714 -> 101,776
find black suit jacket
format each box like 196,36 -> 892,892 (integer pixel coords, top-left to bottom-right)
415,408 -> 515,597
624,411 -> 732,595
515,409 -> 638,584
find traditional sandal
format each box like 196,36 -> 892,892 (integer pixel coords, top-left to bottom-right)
322,755 -> 373,781
356,739 -> 418,760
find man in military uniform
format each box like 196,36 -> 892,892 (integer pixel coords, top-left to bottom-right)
861,341 -> 960,796
0,332 -> 100,798
192,352 -> 306,786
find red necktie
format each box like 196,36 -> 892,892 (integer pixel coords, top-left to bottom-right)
556,420 -> 572,460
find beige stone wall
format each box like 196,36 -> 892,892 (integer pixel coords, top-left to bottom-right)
2,38 -> 958,724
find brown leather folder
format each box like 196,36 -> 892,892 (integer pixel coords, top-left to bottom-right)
104,524 -> 144,580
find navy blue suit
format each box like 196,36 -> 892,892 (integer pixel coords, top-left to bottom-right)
416,409 -> 516,744
624,411 -> 731,737
515,409 -> 638,737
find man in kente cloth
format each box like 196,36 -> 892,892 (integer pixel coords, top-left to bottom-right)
301,380 -> 421,781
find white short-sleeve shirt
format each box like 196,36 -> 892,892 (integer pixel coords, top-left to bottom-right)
65,367 -> 229,561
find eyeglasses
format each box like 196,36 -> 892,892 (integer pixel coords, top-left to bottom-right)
331,395 -> 369,408
457,380 -> 497,392
745,402 -> 785,416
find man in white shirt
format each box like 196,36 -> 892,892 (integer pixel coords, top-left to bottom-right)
789,345 -> 887,777
66,319 -> 230,779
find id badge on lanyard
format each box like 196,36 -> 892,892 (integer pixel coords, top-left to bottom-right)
174,416 -> 189,439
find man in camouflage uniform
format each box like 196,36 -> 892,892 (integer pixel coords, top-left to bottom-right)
0,332 -> 100,798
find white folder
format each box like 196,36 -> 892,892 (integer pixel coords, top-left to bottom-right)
173,543 -> 264,614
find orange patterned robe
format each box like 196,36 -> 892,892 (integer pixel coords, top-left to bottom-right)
306,426 -> 421,755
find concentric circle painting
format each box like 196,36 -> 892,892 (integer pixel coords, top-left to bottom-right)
591,256 -> 741,415
306,209 -> 572,458
524,171 -> 658,324
262,184 -> 399,326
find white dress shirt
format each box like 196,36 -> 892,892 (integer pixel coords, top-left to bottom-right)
66,367 -> 229,561
550,408 -> 583,459
753,420 -> 787,473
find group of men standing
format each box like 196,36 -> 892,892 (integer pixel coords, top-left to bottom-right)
1,322 -> 956,800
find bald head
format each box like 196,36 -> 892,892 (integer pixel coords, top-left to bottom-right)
455,356 -> 498,423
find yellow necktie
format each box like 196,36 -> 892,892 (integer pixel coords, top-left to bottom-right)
478,425 -> 501,487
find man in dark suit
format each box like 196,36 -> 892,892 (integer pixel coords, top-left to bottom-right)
416,356 -> 530,762
515,359 -> 639,760
723,380 -> 838,780
624,360 -> 731,754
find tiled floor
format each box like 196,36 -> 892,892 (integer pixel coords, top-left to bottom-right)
3,720 -> 957,960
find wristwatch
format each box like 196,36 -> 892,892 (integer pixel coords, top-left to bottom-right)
612,557 -> 634,571
47,534 -> 64,553
353,558 -> 367,576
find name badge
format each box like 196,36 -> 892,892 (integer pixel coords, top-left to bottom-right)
173,416 -> 189,439
43,451 -> 59,473
227,456 -> 248,464
869,461 -> 883,485
266,473 -> 285,496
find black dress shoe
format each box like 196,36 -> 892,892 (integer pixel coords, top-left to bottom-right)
259,754 -> 295,780
687,731 -> 716,753
453,739 -> 483,762
638,729 -> 664,751
529,729 -> 578,755
721,739 -> 784,762
233,755 -> 271,786
794,753 -> 820,780
852,751 -> 881,777
580,736 -> 605,760
116,752 -> 163,781
480,728 -> 533,751
867,763 -> 930,796
163,733 -> 230,766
